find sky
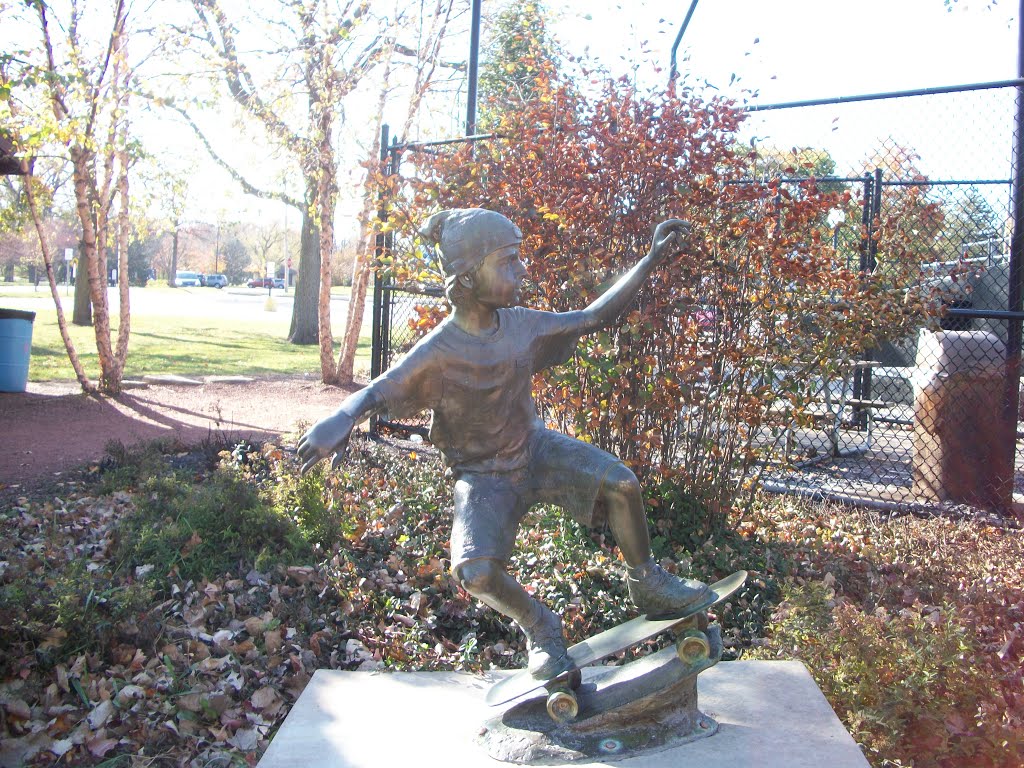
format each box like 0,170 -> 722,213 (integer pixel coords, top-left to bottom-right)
139,0 -> 1024,231
6,0 -> 1019,234
555,0 -> 1020,180
564,0 -> 1018,101
329,0 -> 1024,230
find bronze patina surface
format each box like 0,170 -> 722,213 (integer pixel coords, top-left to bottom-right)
298,209 -> 737,762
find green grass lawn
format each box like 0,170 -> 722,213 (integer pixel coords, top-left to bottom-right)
18,302 -> 371,382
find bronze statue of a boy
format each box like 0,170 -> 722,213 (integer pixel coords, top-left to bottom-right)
298,208 -> 708,679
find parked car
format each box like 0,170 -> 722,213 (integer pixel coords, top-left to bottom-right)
205,274 -> 228,289
247,277 -> 273,288
175,270 -> 202,287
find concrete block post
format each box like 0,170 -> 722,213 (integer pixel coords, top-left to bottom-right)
912,329 -> 1013,510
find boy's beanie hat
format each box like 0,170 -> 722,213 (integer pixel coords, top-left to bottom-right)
419,208 -> 522,278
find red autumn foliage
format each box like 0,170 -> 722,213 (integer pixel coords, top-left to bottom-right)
378,75 -> 955,514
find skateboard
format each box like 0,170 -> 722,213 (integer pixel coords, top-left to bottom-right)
484,570 -> 747,719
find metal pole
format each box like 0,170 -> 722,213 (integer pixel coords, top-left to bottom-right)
668,0 -> 701,86
371,124 -> 389,384
745,78 -> 1024,112
465,0 -> 482,136
852,172 -> 874,429
859,168 -> 883,419
1003,0 -> 1024,513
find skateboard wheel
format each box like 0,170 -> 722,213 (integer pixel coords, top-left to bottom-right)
546,688 -> 579,723
676,629 -> 710,664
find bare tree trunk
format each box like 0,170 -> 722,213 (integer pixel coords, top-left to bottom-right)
336,174 -> 379,383
334,36 -> 394,384
317,181 -> 338,383
22,170 -> 94,393
169,224 -> 179,286
288,214 -> 320,342
72,242 -> 92,325
112,142 -> 131,384
336,231 -> 373,382
27,0 -> 128,395
335,0 -> 457,383
289,198 -> 320,344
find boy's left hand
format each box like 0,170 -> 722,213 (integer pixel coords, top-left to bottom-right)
651,219 -> 691,265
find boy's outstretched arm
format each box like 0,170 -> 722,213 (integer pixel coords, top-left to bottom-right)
576,219 -> 690,332
297,387 -> 387,474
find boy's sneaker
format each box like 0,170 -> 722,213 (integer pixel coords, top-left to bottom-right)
627,558 -> 710,619
522,604 -> 569,679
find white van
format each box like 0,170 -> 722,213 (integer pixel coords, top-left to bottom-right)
175,271 -> 201,287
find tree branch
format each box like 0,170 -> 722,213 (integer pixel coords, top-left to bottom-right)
191,0 -> 308,154
166,104 -> 302,209
393,43 -> 464,71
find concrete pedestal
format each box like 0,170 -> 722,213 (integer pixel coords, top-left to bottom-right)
257,660 -> 868,767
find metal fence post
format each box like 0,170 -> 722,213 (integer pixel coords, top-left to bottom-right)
1004,0 -> 1024,494
370,124 -> 391,435
852,171 -> 874,429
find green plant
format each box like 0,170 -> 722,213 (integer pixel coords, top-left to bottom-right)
95,438 -> 185,494
383,72 -> 957,516
116,469 -> 311,585
0,559 -> 156,671
752,580 -> 1023,767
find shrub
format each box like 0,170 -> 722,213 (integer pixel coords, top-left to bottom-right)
115,468 -> 311,585
0,560 -> 155,669
381,73 -> 956,516
754,581 -> 1023,767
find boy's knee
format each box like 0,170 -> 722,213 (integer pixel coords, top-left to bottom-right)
453,558 -> 503,595
602,463 -> 641,502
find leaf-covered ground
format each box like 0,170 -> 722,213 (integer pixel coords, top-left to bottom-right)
0,439 -> 1020,767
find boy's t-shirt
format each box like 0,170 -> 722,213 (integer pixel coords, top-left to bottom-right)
373,306 -> 586,473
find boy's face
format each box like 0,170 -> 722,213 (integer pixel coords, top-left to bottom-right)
469,245 -> 527,308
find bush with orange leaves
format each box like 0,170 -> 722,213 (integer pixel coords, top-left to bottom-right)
378,75 -> 954,522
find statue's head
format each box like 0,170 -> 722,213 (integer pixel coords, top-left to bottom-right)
420,209 -> 522,307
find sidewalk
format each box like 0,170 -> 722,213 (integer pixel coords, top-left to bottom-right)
0,375 -> 355,491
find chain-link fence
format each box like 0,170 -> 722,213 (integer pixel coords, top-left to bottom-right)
369,280 -> 446,437
370,80 -> 1023,514
744,82 -> 1020,514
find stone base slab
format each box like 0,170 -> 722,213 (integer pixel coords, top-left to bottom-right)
257,660 -> 868,768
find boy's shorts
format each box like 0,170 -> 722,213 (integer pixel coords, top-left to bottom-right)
449,428 -> 624,567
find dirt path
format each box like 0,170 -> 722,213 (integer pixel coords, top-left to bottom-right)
0,375 -> 356,491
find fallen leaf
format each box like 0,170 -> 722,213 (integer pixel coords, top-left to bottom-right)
55,665 -> 70,693
48,738 -> 74,758
250,687 -> 280,711
86,732 -> 118,758
2,699 -> 31,720
212,629 -> 234,648
228,727 -> 259,751
286,566 -> 314,585
87,700 -> 114,729
39,628 -> 67,652
114,685 -> 146,705
264,629 -> 283,655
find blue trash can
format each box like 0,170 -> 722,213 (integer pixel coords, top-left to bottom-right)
0,308 -> 36,393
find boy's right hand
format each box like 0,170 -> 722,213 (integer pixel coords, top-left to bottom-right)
650,219 -> 691,266
297,411 -> 356,474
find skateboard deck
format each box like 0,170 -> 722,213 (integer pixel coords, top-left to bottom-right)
485,569 -> 747,707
